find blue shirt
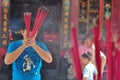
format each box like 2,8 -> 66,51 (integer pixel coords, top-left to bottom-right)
7,40 -> 49,80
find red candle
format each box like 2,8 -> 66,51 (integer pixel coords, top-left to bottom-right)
70,0 -> 82,79
106,17 -> 113,80
93,0 -> 103,79
71,26 -> 82,80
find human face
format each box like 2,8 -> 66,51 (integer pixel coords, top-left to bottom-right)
81,57 -> 88,65
22,30 -> 37,40
84,38 -> 93,48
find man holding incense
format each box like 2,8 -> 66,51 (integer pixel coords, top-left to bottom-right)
4,11 -> 52,80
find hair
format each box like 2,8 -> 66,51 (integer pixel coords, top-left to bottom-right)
81,52 -> 92,61
21,17 -> 35,31
85,33 -> 93,40
83,33 -> 93,44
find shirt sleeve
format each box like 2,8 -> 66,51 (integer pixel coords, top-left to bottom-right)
38,42 -> 49,52
7,42 -> 17,53
93,65 -> 98,75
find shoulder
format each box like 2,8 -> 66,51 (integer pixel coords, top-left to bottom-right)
36,41 -> 46,46
9,40 -> 22,45
36,41 -> 48,49
100,51 -> 106,58
85,63 -> 95,69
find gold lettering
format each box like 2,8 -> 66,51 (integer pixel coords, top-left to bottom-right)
65,0 -> 70,5
2,39 -> 7,46
3,13 -> 8,20
64,24 -> 68,29
64,11 -> 69,17
64,30 -> 68,35
64,17 -> 69,23
3,27 -> 7,32
64,5 -> 70,11
2,34 -> 7,38
3,8 -> 8,13
3,20 -> 8,27
4,1 -> 9,7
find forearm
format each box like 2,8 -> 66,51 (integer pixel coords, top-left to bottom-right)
32,44 -> 52,63
94,75 -> 98,80
83,77 -> 88,80
101,57 -> 106,74
4,45 -> 26,65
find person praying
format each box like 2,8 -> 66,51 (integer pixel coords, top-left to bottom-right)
4,19 -> 52,80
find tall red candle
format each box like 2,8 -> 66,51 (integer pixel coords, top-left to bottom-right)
71,26 -> 82,80
70,0 -> 82,80
106,17 -> 113,80
93,0 -> 104,79
93,23 -> 101,80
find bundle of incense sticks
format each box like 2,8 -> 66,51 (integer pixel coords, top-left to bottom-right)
32,7 -> 49,37
24,7 -> 49,37
24,12 -> 32,37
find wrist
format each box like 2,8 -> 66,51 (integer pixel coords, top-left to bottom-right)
31,43 -> 37,47
22,44 -> 27,49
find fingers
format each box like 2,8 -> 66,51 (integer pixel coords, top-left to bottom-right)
23,38 -> 35,47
